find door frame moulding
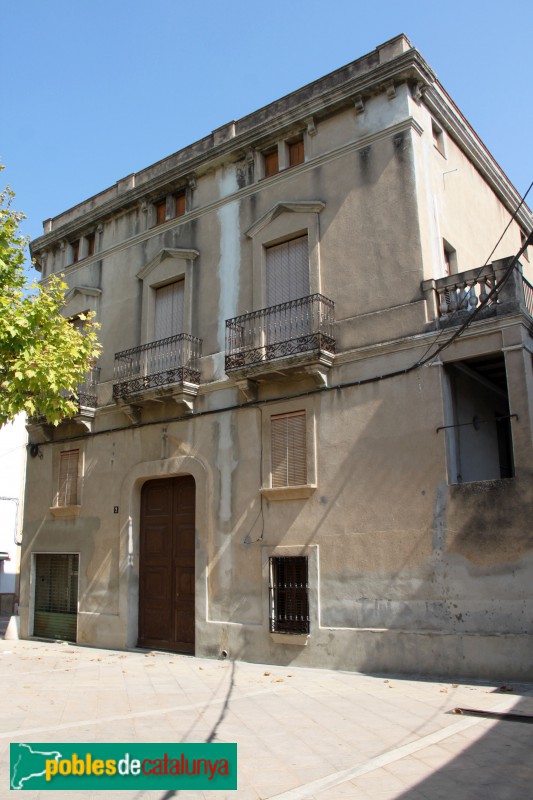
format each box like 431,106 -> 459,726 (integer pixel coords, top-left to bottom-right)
118,454 -> 212,649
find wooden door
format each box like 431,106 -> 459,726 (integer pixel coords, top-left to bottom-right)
138,476 -> 195,653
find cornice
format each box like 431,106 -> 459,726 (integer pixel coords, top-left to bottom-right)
334,311 -> 528,367
423,86 -> 533,229
30,48 -> 435,252
33,116 -> 423,273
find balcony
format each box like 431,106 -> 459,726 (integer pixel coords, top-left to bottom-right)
422,257 -> 533,330
225,294 -> 335,388
112,333 -> 202,415
26,367 -> 100,440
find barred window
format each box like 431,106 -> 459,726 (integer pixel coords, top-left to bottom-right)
269,556 -> 309,634
58,450 -> 79,507
271,411 -> 307,487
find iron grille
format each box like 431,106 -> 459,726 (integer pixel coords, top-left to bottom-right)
112,333 -> 201,399
225,294 -> 335,372
269,556 -> 310,634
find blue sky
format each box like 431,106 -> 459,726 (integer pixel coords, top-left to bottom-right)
2,1 -> 532,277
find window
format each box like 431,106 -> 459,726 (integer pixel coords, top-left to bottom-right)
269,556 -> 309,634
443,355 -> 514,484
271,411 -> 307,487
174,191 -> 186,218
154,281 -> 184,340
442,240 -> 457,276
288,138 -> 304,167
154,199 -> 167,226
86,232 -> 95,257
71,240 -> 80,263
432,119 -> 446,156
57,450 -> 79,506
264,149 -> 279,178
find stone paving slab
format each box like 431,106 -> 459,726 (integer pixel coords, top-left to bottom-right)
0,638 -> 532,799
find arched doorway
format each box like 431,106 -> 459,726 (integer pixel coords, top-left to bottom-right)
138,475 -> 195,653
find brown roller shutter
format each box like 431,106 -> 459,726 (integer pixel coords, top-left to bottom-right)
58,450 -> 79,506
271,411 -> 307,487
34,554 -> 78,642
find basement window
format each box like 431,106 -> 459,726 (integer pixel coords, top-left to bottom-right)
269,556 -> 309,634
443,355 -> 514,483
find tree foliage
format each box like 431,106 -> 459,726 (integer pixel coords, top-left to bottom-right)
0,167 -> 101,426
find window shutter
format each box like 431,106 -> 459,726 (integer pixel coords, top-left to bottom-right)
155,281 -> 185,341
58,450 -> 79,506
266,236 -> 310,307
289,140 -> 304,167
175,192 -> 186,217
271,411 -> 307,487
264,150 -> 279,177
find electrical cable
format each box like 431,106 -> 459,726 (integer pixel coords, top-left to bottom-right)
415,180 -> 533,367
414,228 -> 533,369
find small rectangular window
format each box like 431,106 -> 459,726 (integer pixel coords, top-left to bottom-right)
174,191 -> 186,218
86,233 -> 95,257
432,120 -> 446,157
288,139 -> 304,167
264,150 -> 279,178
269,556 -> 309,634
271,411 -> 307,487
71,240 -> 80,263
443,240 -> 457,276
58,450 -> 79,507
154,199 -> 167,226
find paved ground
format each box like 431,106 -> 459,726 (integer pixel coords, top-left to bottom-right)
0,633 -> 532,799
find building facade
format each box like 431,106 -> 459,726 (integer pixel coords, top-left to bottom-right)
0,413 -> 25,615
20,36 -> 533,679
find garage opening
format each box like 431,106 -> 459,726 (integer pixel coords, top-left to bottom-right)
33,554 -> 79,642
444,354 -> 514,484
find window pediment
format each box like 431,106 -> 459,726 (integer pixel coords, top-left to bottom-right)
136,248 -> 199,282
245,201 -> 325,239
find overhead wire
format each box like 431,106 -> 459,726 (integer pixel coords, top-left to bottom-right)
415,179 -> 533,368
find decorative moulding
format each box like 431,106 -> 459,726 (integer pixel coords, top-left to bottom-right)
261,485 -> 317,501
64,286 -> 102,304
136,248 -> 199,281
270,633 -> 309,646
50,505 -> 81,518
245,201 -> 325,239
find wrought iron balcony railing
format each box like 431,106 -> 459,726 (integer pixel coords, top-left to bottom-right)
28,367 -> 100,425
75,367 -> 100,409
113,333 -> 201,399
225,293 -> 335,372
59,367 -> 100,410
